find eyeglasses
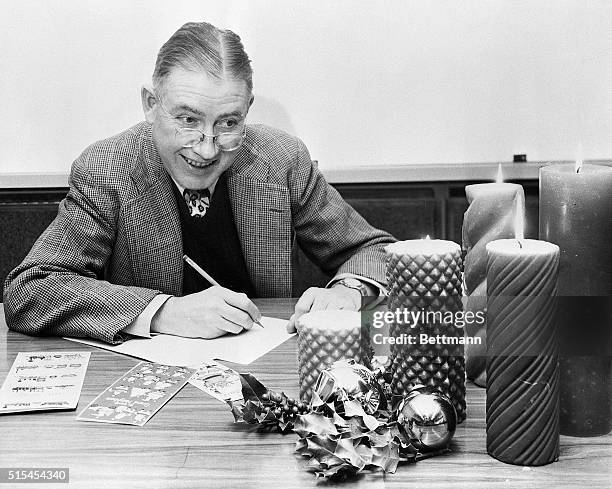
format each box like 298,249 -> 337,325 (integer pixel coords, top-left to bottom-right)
154,95 -> 246,152
175,126 -> 246,152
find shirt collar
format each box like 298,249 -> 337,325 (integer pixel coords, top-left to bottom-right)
170,175 -> 218,198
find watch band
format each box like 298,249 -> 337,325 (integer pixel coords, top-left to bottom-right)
335,278 -> 369,296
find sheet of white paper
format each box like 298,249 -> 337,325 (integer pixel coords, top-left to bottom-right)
64,316 -> 293,367
0,351 -> 90,414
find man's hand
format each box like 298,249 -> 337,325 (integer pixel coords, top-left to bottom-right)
286,285 -> 361,333
151,286 -> 261,339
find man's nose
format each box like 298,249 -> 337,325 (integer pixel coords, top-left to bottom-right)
192,135 -> 220,160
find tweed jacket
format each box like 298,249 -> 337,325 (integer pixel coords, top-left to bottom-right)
3,122 -> 395,344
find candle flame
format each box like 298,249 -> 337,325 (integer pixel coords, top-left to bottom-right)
575,142 -> 583,173
514,196 -> 525,241
496,163 -> 503,183
575,159 -> 583,173
425,235 -> 431,240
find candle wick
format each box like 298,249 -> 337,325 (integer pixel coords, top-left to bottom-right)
517,240 -> 523,249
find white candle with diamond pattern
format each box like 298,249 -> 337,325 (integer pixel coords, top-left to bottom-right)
296,310 -> 371,402
385,239 -> 466,422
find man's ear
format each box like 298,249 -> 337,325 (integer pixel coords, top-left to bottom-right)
246,94 -> 254,113
141,84 -> 157,123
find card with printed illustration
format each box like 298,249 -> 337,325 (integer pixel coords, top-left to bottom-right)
0,351 -> 91,414
188,362 -> 243,403
77,362 -> 192,426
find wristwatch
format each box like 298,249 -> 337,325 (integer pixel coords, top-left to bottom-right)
334,277 -> 370,296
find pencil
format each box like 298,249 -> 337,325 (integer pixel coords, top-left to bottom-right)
182,254 -> 264,328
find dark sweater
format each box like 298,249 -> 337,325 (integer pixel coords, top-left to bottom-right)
172,172 -> 256,297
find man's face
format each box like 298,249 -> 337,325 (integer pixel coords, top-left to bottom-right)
145,67 -> 252,190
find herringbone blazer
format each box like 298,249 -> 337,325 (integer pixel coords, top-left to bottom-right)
3,122 -> 395,344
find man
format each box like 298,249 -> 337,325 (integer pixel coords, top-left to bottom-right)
3,21 -> 395,344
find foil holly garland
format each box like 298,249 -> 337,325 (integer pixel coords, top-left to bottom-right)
228,371 -> 450,479
227,373 -> 308,433
293,392 -> 415,477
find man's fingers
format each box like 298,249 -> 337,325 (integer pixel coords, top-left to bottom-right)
217,316 -> 244,334
221,306 -> 255,331
290,286 -> 363,333
291,290 -> 317,333
198,326 -> 226,339
310,294 -> 332,311
286,314 -> 297,333
223,291 -> 261,323
294,288 -> 317,315
291,288 -> 333,334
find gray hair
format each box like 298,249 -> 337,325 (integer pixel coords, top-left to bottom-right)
153,21 -> 253,93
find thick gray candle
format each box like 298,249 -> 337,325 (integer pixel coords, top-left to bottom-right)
486,239 -> 560,466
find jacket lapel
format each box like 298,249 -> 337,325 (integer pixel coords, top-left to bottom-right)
123,128 -> 183,296
228,148 -> 292,298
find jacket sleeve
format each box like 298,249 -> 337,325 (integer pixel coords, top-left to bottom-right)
3,154 -> 159,344
288,138 -> 396,285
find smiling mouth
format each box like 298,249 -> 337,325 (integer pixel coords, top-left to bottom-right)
181,154 -> 216,169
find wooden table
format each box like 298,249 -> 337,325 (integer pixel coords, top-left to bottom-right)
1,300 -> 610,488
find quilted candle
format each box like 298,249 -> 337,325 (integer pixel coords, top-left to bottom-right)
385,239 -> 466,422
296,310 -> 371,402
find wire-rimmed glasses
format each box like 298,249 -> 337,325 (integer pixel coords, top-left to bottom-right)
174,125 -> 246,152
155,96 -> 246,152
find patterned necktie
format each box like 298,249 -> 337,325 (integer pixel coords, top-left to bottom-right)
183,188 -> 211,218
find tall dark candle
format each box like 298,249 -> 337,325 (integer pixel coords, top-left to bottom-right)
539,163 -> 612,436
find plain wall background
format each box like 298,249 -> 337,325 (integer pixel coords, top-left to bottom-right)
2,0 -> 611,173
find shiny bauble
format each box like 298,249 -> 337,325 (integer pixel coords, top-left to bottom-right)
313,359 -> 385,414
396,385 -> 457,451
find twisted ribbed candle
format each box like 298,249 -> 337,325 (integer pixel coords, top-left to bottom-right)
385,240 -> 466,422
462,183 -> 525,387
486,239 -> 560,466
296,310 -> 371,402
